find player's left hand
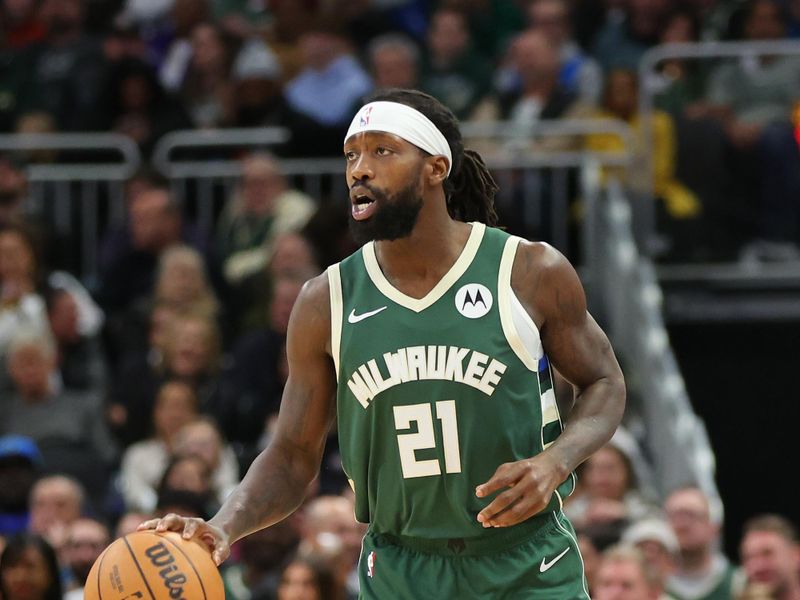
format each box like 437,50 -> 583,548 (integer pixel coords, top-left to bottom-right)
475,453 -> 563,528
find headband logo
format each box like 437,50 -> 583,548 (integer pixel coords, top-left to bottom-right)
359,106 -> 373,127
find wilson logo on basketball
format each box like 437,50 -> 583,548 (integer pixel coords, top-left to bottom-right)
144,543 -> 188,599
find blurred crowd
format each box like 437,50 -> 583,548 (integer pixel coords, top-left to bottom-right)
1,0 -> 800,599
0,0 -> 798,258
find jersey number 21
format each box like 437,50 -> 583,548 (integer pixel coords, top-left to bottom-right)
393,400 -> 462,479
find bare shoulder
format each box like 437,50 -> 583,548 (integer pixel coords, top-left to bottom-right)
296,270 -> 332,319
510,240 -> 587,327
288,270 -> 332,354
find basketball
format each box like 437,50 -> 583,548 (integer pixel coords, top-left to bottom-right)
83,531 -> 224,600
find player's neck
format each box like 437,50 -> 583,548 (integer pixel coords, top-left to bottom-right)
373,214 -> 472,296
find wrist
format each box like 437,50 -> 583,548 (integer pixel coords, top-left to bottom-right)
208,511 -> 236,541
541,445 -> 572,482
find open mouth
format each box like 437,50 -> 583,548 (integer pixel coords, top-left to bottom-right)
351,190 -> 377,221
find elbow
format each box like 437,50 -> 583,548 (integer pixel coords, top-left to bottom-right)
608,372 -> 627,423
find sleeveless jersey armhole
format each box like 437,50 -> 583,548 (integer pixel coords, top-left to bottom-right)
498,236 -> 566,451
498,236 -> 543,371
327,264 -> 343,379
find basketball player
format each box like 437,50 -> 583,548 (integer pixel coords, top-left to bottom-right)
141,89 -> 626,598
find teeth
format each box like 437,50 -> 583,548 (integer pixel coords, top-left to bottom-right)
355,202 -> 370,213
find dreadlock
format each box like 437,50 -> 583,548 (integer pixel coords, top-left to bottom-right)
364,89 -> 500,226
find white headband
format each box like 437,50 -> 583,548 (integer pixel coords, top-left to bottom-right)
345,101 -> 453,176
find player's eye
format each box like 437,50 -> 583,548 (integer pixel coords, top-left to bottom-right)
376,147 -> 391,156
344,151 -> 357,161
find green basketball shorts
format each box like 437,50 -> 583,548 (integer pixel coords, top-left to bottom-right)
358,510 -> 590,599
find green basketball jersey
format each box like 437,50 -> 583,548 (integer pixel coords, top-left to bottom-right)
327,222 -> 576,541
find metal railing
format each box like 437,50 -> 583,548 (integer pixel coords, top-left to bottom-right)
637,39 -> 800,257
3,121 -> 634,279
150,119 -> 634,255
0,132 -> 141,281
582,163 -> 721,512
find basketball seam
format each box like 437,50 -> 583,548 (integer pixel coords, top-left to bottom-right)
122,536 -> 157,600
160,534 -> 209,600
96,546 -> 108,600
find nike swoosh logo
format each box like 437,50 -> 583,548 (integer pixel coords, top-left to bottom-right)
348,306 -> 388,323
539,547 -> 570,573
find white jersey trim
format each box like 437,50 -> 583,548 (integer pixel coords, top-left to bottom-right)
498,236 -> 543,372
362,222 -> 485,313
327,264 -> 343,378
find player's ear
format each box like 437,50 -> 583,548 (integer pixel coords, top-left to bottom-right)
426,156 -> 449,186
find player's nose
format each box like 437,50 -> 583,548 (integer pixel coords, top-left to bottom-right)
349,153 -> 374,182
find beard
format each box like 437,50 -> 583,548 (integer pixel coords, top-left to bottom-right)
348,179 -> 424,247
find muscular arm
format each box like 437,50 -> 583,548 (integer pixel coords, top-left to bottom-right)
476,242 -> 625,527
520,241 -> 625,477
209,273 -> 337,543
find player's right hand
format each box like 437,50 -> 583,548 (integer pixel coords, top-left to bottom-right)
137,514 -> 231,566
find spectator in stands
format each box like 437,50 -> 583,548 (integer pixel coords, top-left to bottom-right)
97,167 -> 164,278
0,155 -> 75,271
157,453 -> 214,499
223,519 -> 300,600
739,514 -> 800,600
221,273 -> 310,451
1,0 -> 46,49
270,232 -> 320,280
97,180 -> 210,314
565,435 -> 660,530
0,225 -> 49,387
105,300 -> 178,443
172,417 -> 239,506
44,284 -> 106,391
154,244 -> 220,317
705,0 -> 800,261
180,22 -> 236,128
100,58 -> 192,157
283,20 -> 372,156
101,17 -> 149,65
421,7 -> 494,121
665,486 -> 740,600
262,0 -> 316,83
526,0 -> 603,106
442,0 -> 525,59
159,0 -> 212,91
155,488 -> 213,521
230,229 -> 319,338
592,0 -> 673,71
498,29 -> 577,130
367,33 -> 420,91
120,380 -> 200,512
211,0 -> 270,39
298,495 -> 365,599
230,39 -> 285,127
582,69 -> 703,258
564,432 -> 658,528
115,510 -> 152,538
62,517 -> 110,599
216,153 -> 316,287
277,556 -> 344,600
0,435 -> 41,537
576,529 -> 605,596
27,475 -> 84,556
0,533 -> 63,600
0,331 -> 116,499
594,544 -> 666,600
0,154 -> 29,227
15,0 -> 105,131
622,518 -> 680,597
652,7 -> 708,118
108,310 -> 222,444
